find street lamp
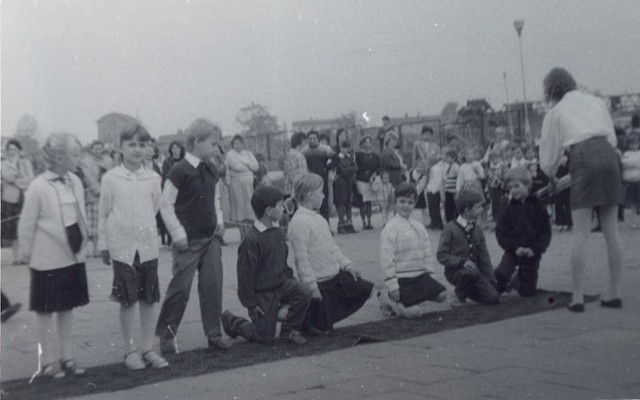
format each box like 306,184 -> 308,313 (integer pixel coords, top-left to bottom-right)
513,19 -> 531,143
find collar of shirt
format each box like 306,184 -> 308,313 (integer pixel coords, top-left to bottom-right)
43,170 -> 68,183
296,205 -> 318,217
113,164 -> 146,178
184,152 -> 202,168
456,215 -> 471,229
253,219 -> 279,232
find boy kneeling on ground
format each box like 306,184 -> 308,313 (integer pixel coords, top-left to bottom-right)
222,186 -> 311,345
494,167 -> 551,296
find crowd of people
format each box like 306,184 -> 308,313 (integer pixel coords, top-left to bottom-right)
2,67 -> 639,380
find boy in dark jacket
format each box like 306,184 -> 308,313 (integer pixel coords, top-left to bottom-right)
222,186 -> 311,345
437,190 -> 500,307
495,167 -> 552,297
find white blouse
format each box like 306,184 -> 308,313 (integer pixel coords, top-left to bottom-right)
540,90 -> 616,177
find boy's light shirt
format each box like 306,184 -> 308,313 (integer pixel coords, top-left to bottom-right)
160,152 -> 224,244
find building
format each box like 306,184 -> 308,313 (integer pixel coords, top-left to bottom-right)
96,113 -> 138,146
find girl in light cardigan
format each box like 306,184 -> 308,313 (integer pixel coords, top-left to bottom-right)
18,133 -> 89,379
288,173 -> 374,332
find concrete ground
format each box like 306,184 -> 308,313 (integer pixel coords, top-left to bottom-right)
2,210 -> 640,399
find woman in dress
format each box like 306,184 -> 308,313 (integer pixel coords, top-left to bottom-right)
226,135 -> 259,240
540,67 -> 624,312
380,131 -> 405,188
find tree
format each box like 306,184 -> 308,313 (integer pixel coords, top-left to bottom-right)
16,114 -> 39,138
440,102 -> 459,123
235,103 -> 279,136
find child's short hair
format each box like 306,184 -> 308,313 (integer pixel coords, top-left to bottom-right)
42,132 -> 82,167
185,119 -> 221,150
307,130 -> 319,139
294,173 -> 324,202
290,132 -> 306,148
119,123 -> 151,145
251,185 -> 284,219
395,182 -> 417,199
455,190 -> 484,214
505,167 -> 532,187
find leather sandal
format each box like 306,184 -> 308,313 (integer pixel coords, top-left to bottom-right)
60,359 -> 85,376
142,350 -> 169,369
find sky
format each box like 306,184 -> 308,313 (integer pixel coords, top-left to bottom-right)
2,0 -> 639,143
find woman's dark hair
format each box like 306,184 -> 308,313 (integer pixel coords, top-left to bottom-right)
421,126 -> 434,135
119,123 -> 151,146
290,132 -> 306,149
231,134 -> 245,147
359,136 -> 372,147
5,139 -> 22,151
543,68 -> 577,103
168,141 -> 185,160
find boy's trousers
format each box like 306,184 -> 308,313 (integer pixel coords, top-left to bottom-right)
224,279 -> 311,340
427,192 -> 444,229
494,252 -> 540,297
156,237 -> 223,340
444,192 -> 457,222
445,268 -> 500,304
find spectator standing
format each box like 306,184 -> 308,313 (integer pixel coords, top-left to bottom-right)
380,131 -> 405,188
301,131 -> 335,221
80,140 -> 114,257
355,136 -> 380,230
1,139 -> 34,263
283,132 -> 308,198
226,135 -> 259,240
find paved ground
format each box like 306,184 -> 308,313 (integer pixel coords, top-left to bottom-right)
2,210 -> 640,399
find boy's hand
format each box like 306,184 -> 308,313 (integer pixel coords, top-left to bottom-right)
214,222 -> 224,238
174,238 -> 189,251
463,260 -> 478,271
523,248 -> 534,258
344,266 -> 360,281
310,288 -> 323,300
248,305 -> 264,322
516,247 -> 526,257
389,289 -> 401,303
101,250 -> 111,265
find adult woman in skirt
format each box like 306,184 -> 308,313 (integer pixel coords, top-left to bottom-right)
18,133 -> 90,378
355,136 -> 380,229
540,68 -> 624,312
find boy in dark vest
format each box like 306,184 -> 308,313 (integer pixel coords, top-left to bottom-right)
156,119 -> 232,354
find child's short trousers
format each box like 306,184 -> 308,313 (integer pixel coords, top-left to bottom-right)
110,254 -> 160,307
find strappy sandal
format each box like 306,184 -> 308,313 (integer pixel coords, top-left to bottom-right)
60,359 -> 85,376
142,350 -> 169,369
124,351 -> 146,370
40,362 -> 66,379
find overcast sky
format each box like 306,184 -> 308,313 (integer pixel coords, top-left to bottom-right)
2,0 -> 639,143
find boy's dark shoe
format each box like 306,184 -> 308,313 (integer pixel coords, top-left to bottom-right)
1,302 -> 21,322
337,225 -> 348,234
208,335 -> 233,350
346,224 -> 357,233
364,223 -> 374,230
600,298 -> 622,308
160,337 -> 178,355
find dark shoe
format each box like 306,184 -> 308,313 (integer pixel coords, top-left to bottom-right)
280,330 -> 307,345
1,302 -> 21,322
567,303 -> 585,313
221,311 -> 237,338
600,298 -> 622,308
337,226 -> 347,234
591,225 -> 602,232
346,224 -> 357,233
208,335 -> 233,350
364,223 -> 374,230
160,337 -> 178,355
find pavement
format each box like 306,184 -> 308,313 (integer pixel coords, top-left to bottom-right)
2,210 -> 640,400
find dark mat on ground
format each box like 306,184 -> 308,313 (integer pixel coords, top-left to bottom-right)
1,290 -> 589,400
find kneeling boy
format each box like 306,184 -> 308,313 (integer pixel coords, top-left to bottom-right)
222,186 -> 311,344
494,167 -> 551,296
437,190 -> 500,307
379,183 -> 447,318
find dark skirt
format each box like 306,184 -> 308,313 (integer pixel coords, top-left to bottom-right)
569,136 -> 623,210
398,273 -> 446,307
305,270 -> 374,331
30,263 -> 89,313
1,200 -> 22,242
415,191 -> 427,209
111,256 -> 161,307
333,178 -> 354,206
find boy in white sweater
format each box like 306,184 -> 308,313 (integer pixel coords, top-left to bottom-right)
379,183 -> 447,318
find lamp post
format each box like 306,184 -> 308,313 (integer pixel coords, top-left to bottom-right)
513,20 -> 530,144
503,72 -> 515,140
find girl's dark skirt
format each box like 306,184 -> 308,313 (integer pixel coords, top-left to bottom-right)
569,136 -> 623,210
305,271 -> 374,331
1,200 -> 22,242
333,178 -> 354,206
398,273 -> 447,307
30,263 -> 89,313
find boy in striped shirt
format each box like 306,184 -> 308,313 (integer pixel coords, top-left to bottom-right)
379,183 -> 447,318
